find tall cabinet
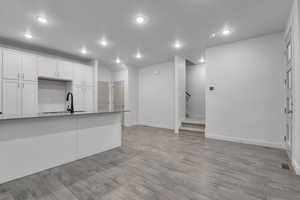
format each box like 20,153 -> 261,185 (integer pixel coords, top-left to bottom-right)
0,48 -> 95,115
2,49 -> 38,115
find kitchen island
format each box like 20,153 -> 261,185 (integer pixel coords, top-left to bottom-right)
0,109 -> 126,184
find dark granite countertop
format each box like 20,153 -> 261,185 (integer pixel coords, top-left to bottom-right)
0,109 -> 129,121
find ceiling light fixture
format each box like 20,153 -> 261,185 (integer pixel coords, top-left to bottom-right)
173,40 -> 182,49
222,27 -> 231,36
37,16 -> 48,24
116,57 -> 121,64
199,57 -> 205,64
211,33 -> 216,38
80,48 -> 87,55
135,52 -> 142,59
99,38 -> 108,47
136,16 -> 145,24
24,32 -> 33,39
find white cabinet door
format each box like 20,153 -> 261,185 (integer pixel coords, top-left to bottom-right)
22,53 -> 37,82
85,66 -> 94,86
37,56 -> 57,78
73,64 -> 85,85
57,60 -> 73,80
3,80 -> 20,115
85,86 -> 94,111
2,49 -> 22,80
73,86 -> 84,111
21,82 -> 38,114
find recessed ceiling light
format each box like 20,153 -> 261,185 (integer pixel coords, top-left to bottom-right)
37,16 -> 48,24
99,38 -> 108,47
211,33 -> 216,38
199,57 -> 205,64
116,57 -> 121,64
80,48 -> 87,55
135,52 -> 142,59
173,40 -> 182,49
136,16 -> 145,24
222,28 -> 231,36
24,32 -> 33,39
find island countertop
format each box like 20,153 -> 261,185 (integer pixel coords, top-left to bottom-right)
0,109 -> 129,121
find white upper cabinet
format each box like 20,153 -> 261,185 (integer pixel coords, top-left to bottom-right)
57,60 -> 73,80
74,64 -> 94,86
22,53 -> 38,82
2,49 -> 22,80
37,56 -> 57,78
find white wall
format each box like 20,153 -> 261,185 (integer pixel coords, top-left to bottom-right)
98,65 -> 112,82
139,62 -> 175,129
126,66 -> 139,126
206,33 -> 285,149
186,64 -> 206,120
38,80 -> 70,112
174,56 -> 186,133
287,0 -> 300,175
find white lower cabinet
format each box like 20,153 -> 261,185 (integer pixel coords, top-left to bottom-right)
2,79 -> 37,115
21,82 -> 38,115
3,80 -> 20,115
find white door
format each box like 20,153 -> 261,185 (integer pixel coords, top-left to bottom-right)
57,60 -> 73,80
112,81 -> 124,110
73,86 -> 84,111
284,30 -> 294,158
3,80 -> 20,115
22,53 -> 38,82
2,49 -> 21,80
85,86 -> 94,111
37,56 -> 57,78
21,82 -> 38,114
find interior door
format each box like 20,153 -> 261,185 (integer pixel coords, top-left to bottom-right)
112,81 -> 124,110
285,30 -> 293,158
98,81 -> 110,111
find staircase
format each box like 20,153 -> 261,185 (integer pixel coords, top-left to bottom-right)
179,119 -> 205,136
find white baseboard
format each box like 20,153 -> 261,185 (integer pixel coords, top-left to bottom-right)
292,160 -> 300,175
206,134 -> 285,149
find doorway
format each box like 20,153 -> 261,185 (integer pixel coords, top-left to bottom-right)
284,29 -> 294,159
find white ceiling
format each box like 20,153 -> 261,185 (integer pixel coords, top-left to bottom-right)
0,0 -> 293,69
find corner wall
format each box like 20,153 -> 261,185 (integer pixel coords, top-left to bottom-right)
206,33 -> 285,149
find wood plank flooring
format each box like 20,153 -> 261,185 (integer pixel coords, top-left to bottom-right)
0,125 -> 300,200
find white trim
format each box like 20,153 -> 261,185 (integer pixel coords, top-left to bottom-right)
292,160 -> 300,175
206,134 -> 285,149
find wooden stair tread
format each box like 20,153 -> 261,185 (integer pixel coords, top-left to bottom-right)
179,127 -> 205,132
182,119 -> 205,126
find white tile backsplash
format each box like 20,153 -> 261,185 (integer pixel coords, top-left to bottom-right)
38,80 -> 69,113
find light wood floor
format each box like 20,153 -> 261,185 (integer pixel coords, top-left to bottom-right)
0,126 -> 300,200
